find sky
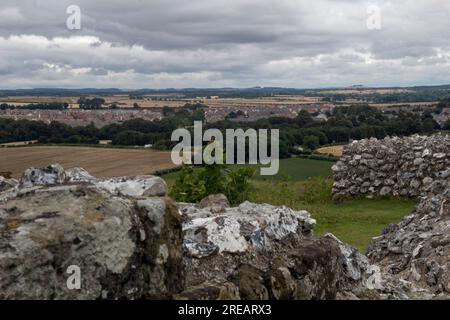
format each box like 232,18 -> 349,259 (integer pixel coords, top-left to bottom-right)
1,0 -> 450,89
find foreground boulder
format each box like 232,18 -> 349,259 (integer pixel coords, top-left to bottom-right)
0,176 -> 18,193
0,165 -> 183,300
178,201 -> 378,300
18,164 -> 168,197
198,193 -> 230,212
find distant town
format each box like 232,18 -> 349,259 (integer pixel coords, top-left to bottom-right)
1,85 -> 448,127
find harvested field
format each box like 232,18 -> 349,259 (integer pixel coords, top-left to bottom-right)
316,145 -> 344,157
0,95 -> 325,109
318,88 -> 414,95
0,146 -> 177,179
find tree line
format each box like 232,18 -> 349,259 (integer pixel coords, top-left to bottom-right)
0,102 -> 69,110
0,104 -> 205,148
0,104 -> 444,158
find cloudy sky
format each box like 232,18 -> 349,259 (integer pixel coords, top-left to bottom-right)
1,0 -> 450,89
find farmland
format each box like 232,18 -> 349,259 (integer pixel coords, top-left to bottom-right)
316,145 -> 344,157
0,146 -> 177,178
0,94 -> 324,109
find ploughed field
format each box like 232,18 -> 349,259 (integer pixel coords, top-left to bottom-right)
0,146 -> 177,178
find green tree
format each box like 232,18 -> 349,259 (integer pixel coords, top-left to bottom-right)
303,135 -> 320,150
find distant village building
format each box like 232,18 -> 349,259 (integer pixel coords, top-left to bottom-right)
313,113 -> 328,122
0,109 -> 162,127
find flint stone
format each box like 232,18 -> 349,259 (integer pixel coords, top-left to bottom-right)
96,176 -> 167,197
20,164 -> 66,188
433,153 -> 446,159
0,176 -> 18,193
380,186 -> 392,197
199,194 -> 230,210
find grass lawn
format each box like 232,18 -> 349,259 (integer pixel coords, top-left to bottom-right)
161,158 -> 417,252
253,157 -> 333,181
248,179 -> 417,252
311,197 -> 416,253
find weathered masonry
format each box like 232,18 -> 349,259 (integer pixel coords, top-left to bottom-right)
332,135 -> 450,200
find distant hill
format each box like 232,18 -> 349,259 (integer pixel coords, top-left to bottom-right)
1,84 -> 450,101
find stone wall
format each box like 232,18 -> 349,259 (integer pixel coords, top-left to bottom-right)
178,200 -> 376,300
367,178 -> 450,298
0,165 -> 184,299
332,135 -> 450,200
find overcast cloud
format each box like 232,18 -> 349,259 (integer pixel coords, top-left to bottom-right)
1,0 -> 450,89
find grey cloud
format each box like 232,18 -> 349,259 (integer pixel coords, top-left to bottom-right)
0,0 -> 450,88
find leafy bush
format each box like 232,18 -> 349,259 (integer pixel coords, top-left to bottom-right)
170,164 -> 255,205
169,165 -> 206,203
225,167 -> 256,205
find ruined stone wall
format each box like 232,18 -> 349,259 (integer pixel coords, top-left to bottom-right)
367,178 -> 450,297
332,135 -> 450,200
0,165 -> 184,300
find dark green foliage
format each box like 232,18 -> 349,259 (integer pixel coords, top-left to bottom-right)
77,97 -> 105,109
112,130 -> 152,146
170,164 -> 255,205
0,102 -> 68,110
303,135 -> 320,150
225,167 -> 256,204
169,165 -> 206,203
206,104 -> 440,159
0,103 -> 205,147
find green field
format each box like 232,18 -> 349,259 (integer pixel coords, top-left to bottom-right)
161,157 -> 333,182
254,158 -> 333,181
248,179 -> 416,252
161,158 -> 417,252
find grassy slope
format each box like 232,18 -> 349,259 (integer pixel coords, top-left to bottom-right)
161,158 -> 417,252
248,179 -> 416,252
253,158 -> 333,181
311,198 -> 416,252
